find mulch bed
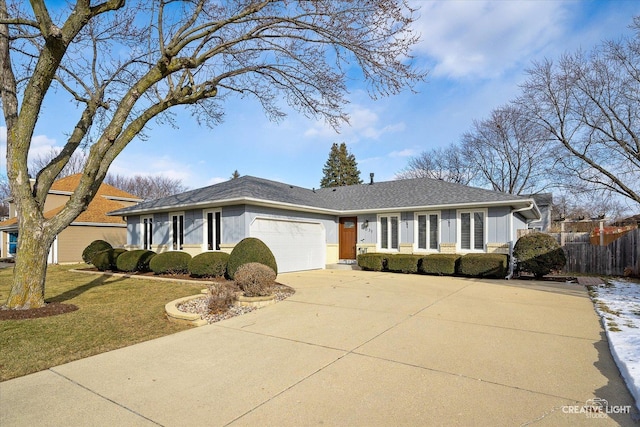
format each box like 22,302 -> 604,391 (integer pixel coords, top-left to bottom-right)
0,302 -> 79,321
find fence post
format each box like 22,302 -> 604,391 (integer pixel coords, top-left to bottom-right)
599,220 -> 604,246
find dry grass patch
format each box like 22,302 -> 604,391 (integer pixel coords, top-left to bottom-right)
0,264 -> 203,381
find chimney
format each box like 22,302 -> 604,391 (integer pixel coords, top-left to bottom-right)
369,173 -> 374,185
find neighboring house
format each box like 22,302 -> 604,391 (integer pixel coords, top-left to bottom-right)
0,174 -> 141,263
108,175 -> 540,273
526,193 -> 553,232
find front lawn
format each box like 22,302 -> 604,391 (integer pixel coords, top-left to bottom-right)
0,264 -> 204,381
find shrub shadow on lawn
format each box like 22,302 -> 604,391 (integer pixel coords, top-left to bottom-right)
47,275 -> 127,304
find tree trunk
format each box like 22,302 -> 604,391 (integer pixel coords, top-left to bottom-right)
5,220 -> 54,309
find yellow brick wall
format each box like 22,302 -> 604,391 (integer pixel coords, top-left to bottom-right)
439,243 -> 457,254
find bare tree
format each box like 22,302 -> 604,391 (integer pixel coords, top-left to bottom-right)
0,0 -> 424,308
459,105 -> 552,195
29,148 -> 88,178
518,17 -> 640,206
396,145 -> 474,185
0,174 -> 9,217
28,149 -> 187,199
552,192 -> 628,223
104,174 -> 188,200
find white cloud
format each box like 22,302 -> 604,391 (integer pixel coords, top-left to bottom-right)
28,134 -> 58,160
411,0 -> 568,79
109,155 -> 197,187
304,104 -> 405,141
206,176 -> 227,186
389,149 -> 418,158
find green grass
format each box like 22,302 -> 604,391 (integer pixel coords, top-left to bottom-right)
0,264 -> 204,381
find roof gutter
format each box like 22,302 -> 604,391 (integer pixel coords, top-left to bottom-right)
108,197 -> 540,218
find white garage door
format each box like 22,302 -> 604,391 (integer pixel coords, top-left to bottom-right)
250,218 -> 326,273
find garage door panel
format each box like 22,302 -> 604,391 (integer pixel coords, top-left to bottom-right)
250,218 -> 325,273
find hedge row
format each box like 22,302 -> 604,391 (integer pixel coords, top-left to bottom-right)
84,238 -> 276,279
357,252 -> 508,279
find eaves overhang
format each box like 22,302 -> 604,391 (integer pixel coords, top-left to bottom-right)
108,197 -> 540,220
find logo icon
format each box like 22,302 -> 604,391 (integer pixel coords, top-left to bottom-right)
585,398 -> 608,413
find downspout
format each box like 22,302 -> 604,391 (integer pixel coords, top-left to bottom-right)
506,202 -> 535,280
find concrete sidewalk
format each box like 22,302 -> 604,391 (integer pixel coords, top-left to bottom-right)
1,270 -> 637,426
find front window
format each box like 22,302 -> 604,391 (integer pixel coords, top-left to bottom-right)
203,209 -> 221,251
459,210 -> 485,251
141,216 -> 153,250
379,214 -> 400,251
171,212 -> 184,251
8,232 -> 18,256
416,212 -> 440,251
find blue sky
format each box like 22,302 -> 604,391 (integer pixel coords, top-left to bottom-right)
2,0 -> 640,191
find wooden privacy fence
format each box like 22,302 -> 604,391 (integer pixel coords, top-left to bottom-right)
547,229 -> 640,276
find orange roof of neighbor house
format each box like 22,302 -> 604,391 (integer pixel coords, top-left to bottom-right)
50,174 -> 140,200
0,197 -> 128,228
0,174 -> 140,228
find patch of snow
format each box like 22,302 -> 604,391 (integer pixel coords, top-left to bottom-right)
591,279 -> 640,411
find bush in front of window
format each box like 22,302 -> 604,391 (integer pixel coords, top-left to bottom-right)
116,249 -> 157,272
149,251 -> 192,275
189,252 -> 230,278
92,248 -> 127,271
227,238 -> 278,279
386,254 -> 421,274
418,254 -> 461,276
234,262 -> 276,297
457,253 -> 508,278
82,240 -> 113,265
357,253 -> 387,271
513,232 -> 566,279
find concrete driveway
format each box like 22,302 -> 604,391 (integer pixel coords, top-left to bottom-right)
1,270 -> 637,426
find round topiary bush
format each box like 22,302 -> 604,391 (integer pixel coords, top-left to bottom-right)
227,238 -> 278,279
234,262 -> 276,297
116,249 -> 157,272
149,251 -> 192,275
92,248 -> 127,271
189,252 -> 230,278
513,232 -> 566,279
82,240 -> 113,264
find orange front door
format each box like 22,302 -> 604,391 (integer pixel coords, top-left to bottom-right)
339,217 -> 357,259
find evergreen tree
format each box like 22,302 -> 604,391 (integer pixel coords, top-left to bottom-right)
320,143 -> 363,188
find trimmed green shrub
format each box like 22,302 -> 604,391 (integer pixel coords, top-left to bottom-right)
457,253 -> 508,278
92,248 -> 127,271
189,252 -> 230,278
149,251 -> 192,275
514,232 -> 566,279
227,238 -> 278,279
357,253 -> 387,271
82,240 -> 112,264
386,254 -> 421,274
234,262 -> 276,297
419,254 -> 461,276
116,249 -> 157,272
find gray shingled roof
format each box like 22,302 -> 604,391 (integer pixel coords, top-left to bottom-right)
108,175 -> 538,217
